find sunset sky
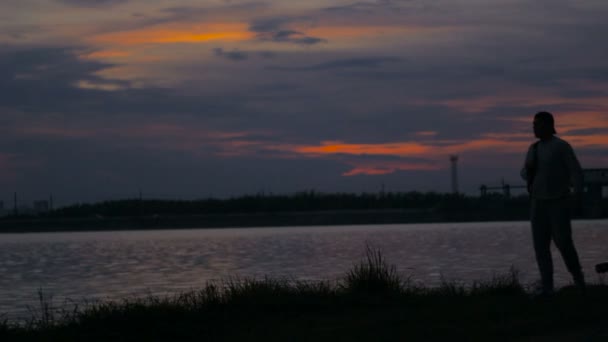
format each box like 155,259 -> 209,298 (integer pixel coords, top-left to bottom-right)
1,0 -> 608,206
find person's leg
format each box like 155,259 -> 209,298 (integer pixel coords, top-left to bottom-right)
550,198 -> 585,289
531,200 -> 554,293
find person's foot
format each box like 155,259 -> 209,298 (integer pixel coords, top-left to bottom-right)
573,273 -> 586,295
530,284 -> 554,300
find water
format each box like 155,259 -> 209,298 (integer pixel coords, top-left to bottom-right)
1,220 -> 607,319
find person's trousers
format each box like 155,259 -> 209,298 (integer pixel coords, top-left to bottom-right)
531,198 -> 583,291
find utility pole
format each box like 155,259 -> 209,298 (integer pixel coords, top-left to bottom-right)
450,155 -> 459,194
13,192 -> 17,216
138,188 -> 143,217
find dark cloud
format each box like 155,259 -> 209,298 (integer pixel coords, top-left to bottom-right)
212,48 -> 278,61
336,153 -> 435,164
323,0 -> 403,14
0,48 -> 117,111
268,57 -> 401,71
0,48 -> 111,82
249,17 -> 294,33
74,3 -> 269,35
256,30 -> 325,45
149,3 -> 269,27
563,128 -> 608,136
163,3 -> 269,17
213,48 -> 249,61
56,0 -> 128,7
258,51 -> 277,59
249,17 -> 325,45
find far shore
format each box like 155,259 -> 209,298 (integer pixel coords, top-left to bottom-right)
0,208 -> 543,233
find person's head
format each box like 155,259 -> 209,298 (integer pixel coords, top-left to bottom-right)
533,111 -> 556,139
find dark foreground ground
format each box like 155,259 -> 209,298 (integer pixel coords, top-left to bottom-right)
2,250 -> 607,341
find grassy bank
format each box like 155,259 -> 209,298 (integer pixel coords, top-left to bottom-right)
2,249 -> 607,341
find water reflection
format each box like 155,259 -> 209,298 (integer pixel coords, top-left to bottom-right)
1,220 -> 606,319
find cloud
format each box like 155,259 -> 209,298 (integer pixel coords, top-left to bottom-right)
213,48 -> 249,61
249,17 -> 294,33
2,1 -> 608,202
212,48 -> 277,61
0,47 -> 134,112
249,16 -> 326,45
322,0 -> 403,14
92,23 -> 252,45
563,127 -> 608,136
0,47 -> 111,82
56,0 -> 128,7
256,29 -> 325,45
268,57 -> 401,71
116,3 -> 271,31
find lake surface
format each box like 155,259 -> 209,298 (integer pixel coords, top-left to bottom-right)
1,220 -> 607,319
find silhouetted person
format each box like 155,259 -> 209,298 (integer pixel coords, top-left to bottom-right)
521,111 -> 585,296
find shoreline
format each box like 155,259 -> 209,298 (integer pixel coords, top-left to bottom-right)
0,209 -> 539,233
1,209 -> 605,233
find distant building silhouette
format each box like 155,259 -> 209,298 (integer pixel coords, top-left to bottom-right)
582,168 -> 608,217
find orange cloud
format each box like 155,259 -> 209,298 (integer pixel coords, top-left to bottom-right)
80,50 -> 131,59
344,167 -> 394,176
288,137 -> 526,159
563,134 -> 608,148
92,23 -> 252,45
343,161 -> 439,176
278,135 -> 535,176
414,131 -> 438,137
293,141 -> 431,156
553,111 -> 608,133
75,80 -> 126,91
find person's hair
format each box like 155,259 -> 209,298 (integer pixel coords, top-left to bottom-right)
535,111 -> 557,134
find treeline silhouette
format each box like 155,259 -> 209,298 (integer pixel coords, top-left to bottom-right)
44,191 -> 530,218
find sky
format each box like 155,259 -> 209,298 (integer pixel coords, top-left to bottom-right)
1,0 -> 608,206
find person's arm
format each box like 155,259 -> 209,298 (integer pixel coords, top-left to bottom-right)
564,143 -> 584,195
520,144 -> 535,181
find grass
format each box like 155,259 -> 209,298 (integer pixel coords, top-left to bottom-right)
2,248 -> 607,341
